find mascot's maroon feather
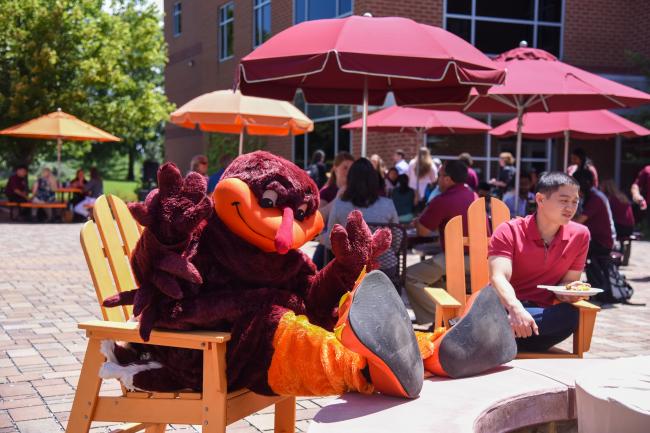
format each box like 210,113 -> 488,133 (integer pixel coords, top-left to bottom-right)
100,151 -> 515,398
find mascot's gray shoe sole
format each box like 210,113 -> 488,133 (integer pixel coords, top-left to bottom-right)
438,286 -> 517,379
340,270 -> 423,398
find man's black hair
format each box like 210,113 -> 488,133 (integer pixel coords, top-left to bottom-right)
14,164 -> 28,171
536,171 -> 579,196
395,149 -> 405,158
443,160 -> 468,184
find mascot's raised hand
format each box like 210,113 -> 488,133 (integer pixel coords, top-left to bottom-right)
103,163 -> 212,340
330,210 -> 392,274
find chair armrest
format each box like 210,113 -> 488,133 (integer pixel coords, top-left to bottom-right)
424,287 -> 462,308
78,320 -> 231,350
572,300 -> 601,311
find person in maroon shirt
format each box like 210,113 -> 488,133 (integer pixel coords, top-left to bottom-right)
631,165 -> 650,227
312,151 -> 354,269
4,165 -> 29,202
489,172 -> 592,352
405,160 -> 477,324
573,169 -> 616,257
601,179 -> 635,238
458,152 -> 479,191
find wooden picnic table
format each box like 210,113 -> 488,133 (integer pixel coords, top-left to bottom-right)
55,187 -> 83,203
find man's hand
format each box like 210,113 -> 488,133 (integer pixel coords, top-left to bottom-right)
507,303 -> 539,338
556,281 -> 590,303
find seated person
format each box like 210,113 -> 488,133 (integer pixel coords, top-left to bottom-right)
207,154 -> 234,194
600,179 -> 634,239
503,171 -> 536,217
573,169 -> 616,258
384,167 -> 399,195
489,172 -> 590,352
404,160 -> 477,325
31,167 -> 58,222
5,165 -> 29,202
74,167 -> 103,218
477,181 -> 492,198
69,169 -> 87,206
391,174 -> 416,223
324,158 -> 399,282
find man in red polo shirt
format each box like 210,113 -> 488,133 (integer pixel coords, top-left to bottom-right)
405,160 -> 477,324
489,172 -> 591,352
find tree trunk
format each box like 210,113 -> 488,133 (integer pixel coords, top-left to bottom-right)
127,141 -> 136,181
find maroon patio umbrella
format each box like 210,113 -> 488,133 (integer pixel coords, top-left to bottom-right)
490,110 -> 650,170
436,42 -> 650,209
343,105 -> 490,199
236,14 -> 505,156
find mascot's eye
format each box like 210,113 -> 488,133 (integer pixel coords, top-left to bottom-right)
295,204 -> 308,221
261,190 -> 278,208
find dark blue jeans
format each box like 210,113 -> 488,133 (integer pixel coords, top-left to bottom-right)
516,302 -> 579,352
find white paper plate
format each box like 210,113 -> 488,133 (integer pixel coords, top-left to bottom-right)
538,285 -> 603,297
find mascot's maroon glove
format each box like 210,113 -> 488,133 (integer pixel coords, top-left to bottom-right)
304,210 -> 391,329
330,210 -> 392,273
103,163 -> 212,340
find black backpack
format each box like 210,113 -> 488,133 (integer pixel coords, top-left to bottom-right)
586,254 -> 640,304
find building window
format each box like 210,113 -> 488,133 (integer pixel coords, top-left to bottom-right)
253,0 -> 272,48
173,2 -> 182,37
219,2 -> 234,60
444,0 -> 563,58
293,92 -> 351,168
294,0 -> 353,24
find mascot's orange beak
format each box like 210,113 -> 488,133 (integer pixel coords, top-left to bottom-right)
213,178 -> 324,254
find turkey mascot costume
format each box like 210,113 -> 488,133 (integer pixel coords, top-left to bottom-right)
100,151 -> 516,399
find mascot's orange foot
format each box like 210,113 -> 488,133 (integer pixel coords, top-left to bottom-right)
337,270 -> 423,399
423,286 -> 517,378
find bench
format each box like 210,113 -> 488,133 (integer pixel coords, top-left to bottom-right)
1,200 -> 67,220
307,358 -> 622,433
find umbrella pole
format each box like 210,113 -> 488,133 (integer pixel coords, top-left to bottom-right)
238,130 -> 244,155
57,137 -> 62,178
514,106 -> 524,215
361,76 -> 369,158
563,130 -> 570,171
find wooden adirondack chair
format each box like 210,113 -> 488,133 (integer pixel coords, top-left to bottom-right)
67,194 -> 296,433
425,197 -> 600,358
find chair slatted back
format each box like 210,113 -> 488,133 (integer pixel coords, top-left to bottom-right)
367,222 -> 408,291
81,194 -> 140,321
443,215 -> 466,307
444,197 -> 511,309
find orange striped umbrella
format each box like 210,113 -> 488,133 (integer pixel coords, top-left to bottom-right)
170,90 -> 313,155
0,108 -> 120,173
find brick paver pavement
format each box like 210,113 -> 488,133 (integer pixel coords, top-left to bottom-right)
1,222 -> 648,433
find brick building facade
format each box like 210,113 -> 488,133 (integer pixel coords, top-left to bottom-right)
163,0 -> 650,188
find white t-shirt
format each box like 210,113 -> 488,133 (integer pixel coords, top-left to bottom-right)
395,159 -> 409,175
407,159 -> 438,200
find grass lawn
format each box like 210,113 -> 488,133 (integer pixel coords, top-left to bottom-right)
104,180 -> 139,202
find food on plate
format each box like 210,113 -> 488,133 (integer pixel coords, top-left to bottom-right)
565,282 -> 592,292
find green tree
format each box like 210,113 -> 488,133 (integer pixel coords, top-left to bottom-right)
0,0 -> 173,179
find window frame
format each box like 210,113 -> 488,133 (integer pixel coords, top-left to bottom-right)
442,0 -> 565,58
292,92 -> 352,168
173,2 -> 182,37
293,0 -> 354,25
253,0 -> 272,48
219,2 -> 235,61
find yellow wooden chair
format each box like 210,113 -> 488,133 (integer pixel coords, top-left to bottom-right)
425,197 -> 600,358
66,194 -> 296,433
